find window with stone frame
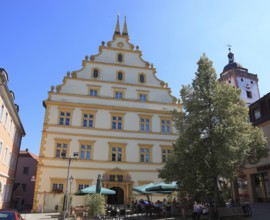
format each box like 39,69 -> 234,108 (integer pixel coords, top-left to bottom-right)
160,117 -> 172,133
139,145 -> 152,163
161,146 -> 173,162
82,112 -> 96,128
78,184 -> 89,191
59,111 -> 71,126
139,115 -> 152,132
55,140 -> 70,158
111,113 -> 125,130
109,142 -> 126,162
79,142 -> 94,160
52,183 -> 64,192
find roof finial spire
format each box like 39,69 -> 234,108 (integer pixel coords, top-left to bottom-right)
122,16 -> 129,36
226,44 -> 234,63
114,14 -> 121,36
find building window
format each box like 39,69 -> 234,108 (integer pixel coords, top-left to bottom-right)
3,147 -> 8,164
4,112 -> 8,127
55,141 -> 69,158
52,183 -> 64,192
254,108 -> 261,120
8,119 -> 12,134
108,142 -> 126,162
111,113 -> 125,130
117,53 -> 123,62
139,115 -> 152,132
79,143 -> 93,160
117,71 -> 124,81
247,90 -> 252,99
161,146 -> 173,162
90,89 -> 98,96
160,118 -> 172,133
88,85 -> 100,97
2,184 -> 11,202
23,167 -> 29,174
93,69 -> 99,78
78,184 -> 89,191
59,111 -> 71,126
0,142 -> 2,158
241,78 -> 243,82
22,184 -> 27,192
82,112 -> 95,128
138,73 -> 146,83
140,94 -> 147,101
139,145 -> 152,163
109,175 -> 115,182
0,104 -> 4,122
115,91 -> 123,99
113,88 -> 126,99
251,81 -> 253,84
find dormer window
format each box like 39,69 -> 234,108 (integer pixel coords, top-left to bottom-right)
117,53 -> 123,62
254,107 -> 261,120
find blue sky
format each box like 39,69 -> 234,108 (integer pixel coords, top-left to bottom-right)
1,0 -> 270,155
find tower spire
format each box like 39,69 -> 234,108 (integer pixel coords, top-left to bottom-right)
114,14 -> 121,36
122,16 -> 129,36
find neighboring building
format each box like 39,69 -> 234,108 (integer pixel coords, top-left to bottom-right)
33,17 -> 181,212
219,48 -> 260,105
242,93 -> 270,203
13,148 -> 38,210
0,68 -> 26,209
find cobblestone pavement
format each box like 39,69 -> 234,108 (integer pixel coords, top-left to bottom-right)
21,203 -> 270,220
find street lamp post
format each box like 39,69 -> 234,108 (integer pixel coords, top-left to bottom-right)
68,175 -> 74,216
62,152 -> 78,220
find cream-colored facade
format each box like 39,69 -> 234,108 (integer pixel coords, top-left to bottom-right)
33,17 -> 181,212
0,68 -> 25,209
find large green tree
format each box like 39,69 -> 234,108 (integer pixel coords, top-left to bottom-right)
159,54 -> 268,205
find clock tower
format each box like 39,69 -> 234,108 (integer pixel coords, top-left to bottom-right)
219,48 -> 260,105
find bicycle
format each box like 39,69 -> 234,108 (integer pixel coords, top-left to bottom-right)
241,203 -> 252,217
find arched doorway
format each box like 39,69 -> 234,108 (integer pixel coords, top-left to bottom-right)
107,187 -> 124,205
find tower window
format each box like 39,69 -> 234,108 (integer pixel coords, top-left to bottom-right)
251,81 -> 253,84
246,90 -> 252,98
241,78 -> 243,82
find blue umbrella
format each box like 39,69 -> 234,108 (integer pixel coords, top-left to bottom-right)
96,174 -> 102,194
133,183 -> 173,194
133,183 -> 155,194
145,181 -> 178,192
75,185 -> 116,195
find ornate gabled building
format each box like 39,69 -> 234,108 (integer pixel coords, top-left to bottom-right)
33,17 -> 181,212
219,48 -> 260,105
0,68 -> 26,209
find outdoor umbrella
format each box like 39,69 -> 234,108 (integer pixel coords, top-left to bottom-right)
75,185 -> 116,195
96,174 -> 102,194
132,183 -> 155,194
145,181 -> 178,192
133,183 -> 173,194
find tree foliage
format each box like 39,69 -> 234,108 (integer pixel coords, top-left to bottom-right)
159,54 -> 268,204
